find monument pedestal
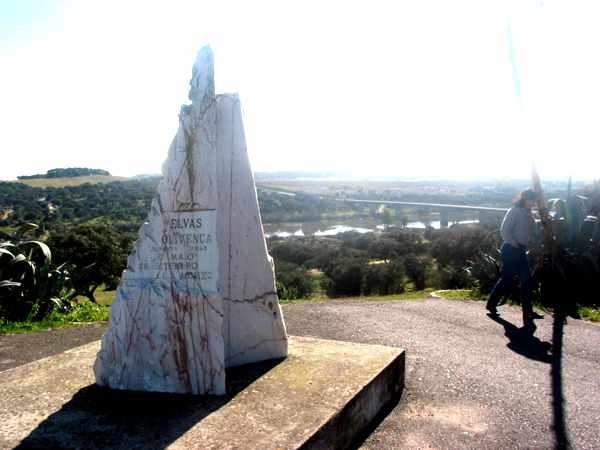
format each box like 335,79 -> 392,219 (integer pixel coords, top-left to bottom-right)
1,336 -> 405,449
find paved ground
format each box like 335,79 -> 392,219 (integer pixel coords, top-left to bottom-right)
0,323 -> 106,372
1,298 -> 599,449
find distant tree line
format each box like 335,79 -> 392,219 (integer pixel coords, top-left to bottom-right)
258,190 -> 355,223
0,181 -> 355,232
0,178 -> 159,231
1,176 -> 575,236
17,168 -> 111,179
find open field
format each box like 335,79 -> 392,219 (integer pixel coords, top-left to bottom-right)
17,175 -> 128,188
257,178 -> 578,203
258,179 -> 490,197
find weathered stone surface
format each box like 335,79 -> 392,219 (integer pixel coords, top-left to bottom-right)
0,337 -> 405,449
93,46 -> 287,395
216,93 -> 287,368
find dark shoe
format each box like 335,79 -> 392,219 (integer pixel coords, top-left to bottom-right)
525,312 -> 544,320
486,304 -> 499,316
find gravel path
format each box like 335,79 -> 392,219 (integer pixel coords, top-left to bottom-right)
1,298 -> 599,449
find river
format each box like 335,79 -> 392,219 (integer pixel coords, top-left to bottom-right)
263,216 -> 480,238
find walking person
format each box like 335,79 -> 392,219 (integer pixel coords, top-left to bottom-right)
486,189 -> 543,326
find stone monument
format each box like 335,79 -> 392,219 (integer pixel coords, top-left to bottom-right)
94,46 -> 288,395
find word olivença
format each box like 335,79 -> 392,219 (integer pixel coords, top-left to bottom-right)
161,232 -> 212,247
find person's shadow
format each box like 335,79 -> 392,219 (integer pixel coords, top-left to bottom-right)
15,358 -> 283,449
487,313 -> 552,363
488,311 -> 572,449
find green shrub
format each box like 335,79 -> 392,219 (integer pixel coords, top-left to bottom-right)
274,261 -> 314,300
363,260 -> 405,296
438,266 -> 475,290
404,254 -> 429,291
465,250 -> 501,295
323,258 -> 365,297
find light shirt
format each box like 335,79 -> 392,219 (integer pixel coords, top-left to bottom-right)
500,206 -> 534,248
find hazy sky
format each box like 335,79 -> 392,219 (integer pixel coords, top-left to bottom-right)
1,0 -> 599,181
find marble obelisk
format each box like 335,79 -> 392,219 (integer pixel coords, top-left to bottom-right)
94,47 -> 287,395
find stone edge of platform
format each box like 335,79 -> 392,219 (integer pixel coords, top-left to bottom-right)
300,345 -> 405,449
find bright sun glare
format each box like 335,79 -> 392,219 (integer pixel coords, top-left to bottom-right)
0,0 -> 599,181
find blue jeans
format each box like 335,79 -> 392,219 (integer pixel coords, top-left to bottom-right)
487,243 -> 534,318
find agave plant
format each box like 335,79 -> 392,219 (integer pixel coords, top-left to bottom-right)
467,175 -> 600,312
0,224 -> 74,322
530,173 -> 600,312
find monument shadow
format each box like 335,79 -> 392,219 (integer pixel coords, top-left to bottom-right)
16,358 -> 283,450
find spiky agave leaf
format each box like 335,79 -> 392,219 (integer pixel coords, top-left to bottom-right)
547,198 -> 567,218
0,242 -> 20,255
0,248 -> 16,280
49,297 -> 65,310
0,281 -> 22,308
0,248 -> 15,261
19,240 -> 51,267
10,254 -> 36,288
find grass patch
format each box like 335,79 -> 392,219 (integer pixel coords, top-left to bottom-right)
0,225 -> 17,235
0,301 -> 110,334
75,288 -> 117,306
367,288 -> 435,301
579,306 -> 600,322
280,288 -> 434,304
432,289 -> 479,300
431,289 -> 492,301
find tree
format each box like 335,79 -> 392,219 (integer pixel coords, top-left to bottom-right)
367,237 -> 400,261
376,205 -> 393,228
404,254 -> 428,291
48,223 -> 130,302
323,257 -> 366,297
362,260 -> 405,295
274,261 -> 314,300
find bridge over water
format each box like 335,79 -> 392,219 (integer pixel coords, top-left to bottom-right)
338,198 -> 508,228
257,186 -> 508,228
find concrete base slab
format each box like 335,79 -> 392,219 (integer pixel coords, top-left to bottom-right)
0,336 -> 404,449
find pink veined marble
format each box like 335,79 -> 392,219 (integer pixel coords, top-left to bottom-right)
94,46 -> 288,395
